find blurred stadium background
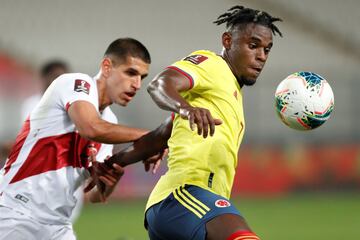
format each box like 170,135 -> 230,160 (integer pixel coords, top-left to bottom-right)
0,0 -> 359,239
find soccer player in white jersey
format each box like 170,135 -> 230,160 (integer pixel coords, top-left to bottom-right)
20,60 -> 90,224
0,38 -> 158,240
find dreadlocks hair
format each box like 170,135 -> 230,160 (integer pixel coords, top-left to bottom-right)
214,5 -> 282,37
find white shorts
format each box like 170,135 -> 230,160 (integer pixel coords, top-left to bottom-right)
0,206 -> 76,240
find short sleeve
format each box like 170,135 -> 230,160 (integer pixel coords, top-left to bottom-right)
168,51 -> 211,91
54,73 -> 99,112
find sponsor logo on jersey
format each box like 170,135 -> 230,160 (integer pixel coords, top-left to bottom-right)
15,194 -> 29,203
184,55 -> 208,65
74,79 -> 90,94
215,199 -> 231,208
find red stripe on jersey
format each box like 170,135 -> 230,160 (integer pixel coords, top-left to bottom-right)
65,102 -> 71,112
4,119 -> 31,175
9,132 -> 101,184
167,66 -> 194,89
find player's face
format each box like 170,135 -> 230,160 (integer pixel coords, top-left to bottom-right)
107,56 -> 149,106
223,23 -> 273,86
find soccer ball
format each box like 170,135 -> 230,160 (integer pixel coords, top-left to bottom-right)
275,71 -> 334,130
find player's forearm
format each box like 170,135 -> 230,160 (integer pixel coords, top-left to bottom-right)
84,120 -> 148,144
147,77 -> 190,114
69,101 -> 148,144
105,118 -> 172,167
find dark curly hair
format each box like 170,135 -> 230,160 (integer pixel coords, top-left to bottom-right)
214,5 -> 283,37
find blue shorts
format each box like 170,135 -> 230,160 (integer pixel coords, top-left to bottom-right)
145,185 -> 241,240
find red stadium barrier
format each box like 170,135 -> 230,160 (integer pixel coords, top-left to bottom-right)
0,53 -> 37,98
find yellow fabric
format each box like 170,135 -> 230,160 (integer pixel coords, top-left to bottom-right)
146,50 -> 245,210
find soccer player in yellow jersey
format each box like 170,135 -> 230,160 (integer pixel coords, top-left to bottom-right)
104,5 -> 282,240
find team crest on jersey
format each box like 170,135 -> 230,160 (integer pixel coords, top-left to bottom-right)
215,199 -> 231,208
74,79 -> 90,95
184,55 -> 208,65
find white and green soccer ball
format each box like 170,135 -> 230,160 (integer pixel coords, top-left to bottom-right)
275,71 -> 334,130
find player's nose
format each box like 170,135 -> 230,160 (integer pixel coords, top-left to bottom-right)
132,77 -> 141,90
256,49 -> 267,62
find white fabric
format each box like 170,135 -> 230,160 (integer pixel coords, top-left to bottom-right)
0,206 -> 76,240
19,86 -> 118,224
0,73 -> 117,227
21,89 -> 89,224
21,94 -> 41,122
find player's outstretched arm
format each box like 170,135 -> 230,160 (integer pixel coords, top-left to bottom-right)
147,68 -> 222,138
104,117 -> 173,168
68,101 -> 147,144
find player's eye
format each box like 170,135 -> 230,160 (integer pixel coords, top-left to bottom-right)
249,43 -> 257,49
126,70 -> 138,76
264,47 -> 271,54
141,74 -> 148,80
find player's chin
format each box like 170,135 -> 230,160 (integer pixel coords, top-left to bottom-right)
116,99 -> 129,106
242,76 -> 257,86
241,71 -> 259,86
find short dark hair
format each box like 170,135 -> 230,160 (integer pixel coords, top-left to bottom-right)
104,38 -> 151,65
40,60 -> 68,78
214,5 -> 282,37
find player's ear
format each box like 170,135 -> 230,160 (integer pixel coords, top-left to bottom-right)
101,58 -> 112,78
222,32 -> 232,50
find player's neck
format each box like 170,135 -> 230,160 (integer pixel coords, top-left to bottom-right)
221,50 -> 237,79
95,75 -> 112,111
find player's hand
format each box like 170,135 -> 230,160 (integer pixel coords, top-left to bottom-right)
85,161 -> 124,202
98,162 -> 124,189
143,148 -> 168,174
84,147 -> 124,202
179,106 -> 222,138
84,147 -> 105,201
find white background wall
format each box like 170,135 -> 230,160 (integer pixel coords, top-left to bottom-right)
0,0 -> 359,144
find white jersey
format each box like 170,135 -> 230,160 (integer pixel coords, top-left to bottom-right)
0,73 -> 116,225
21,94 -> 42,122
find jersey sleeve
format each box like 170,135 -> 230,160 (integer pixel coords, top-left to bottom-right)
55,74 -> 99,112
168,52 -> 211,91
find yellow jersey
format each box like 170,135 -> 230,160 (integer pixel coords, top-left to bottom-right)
146,50 -> 245,210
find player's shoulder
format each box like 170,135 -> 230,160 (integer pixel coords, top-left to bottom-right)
189,50 -> 216,57
49,73 -> 95,97
53,73 -> 95,91
182,50 -> 218,65
56,73 -> 93,83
